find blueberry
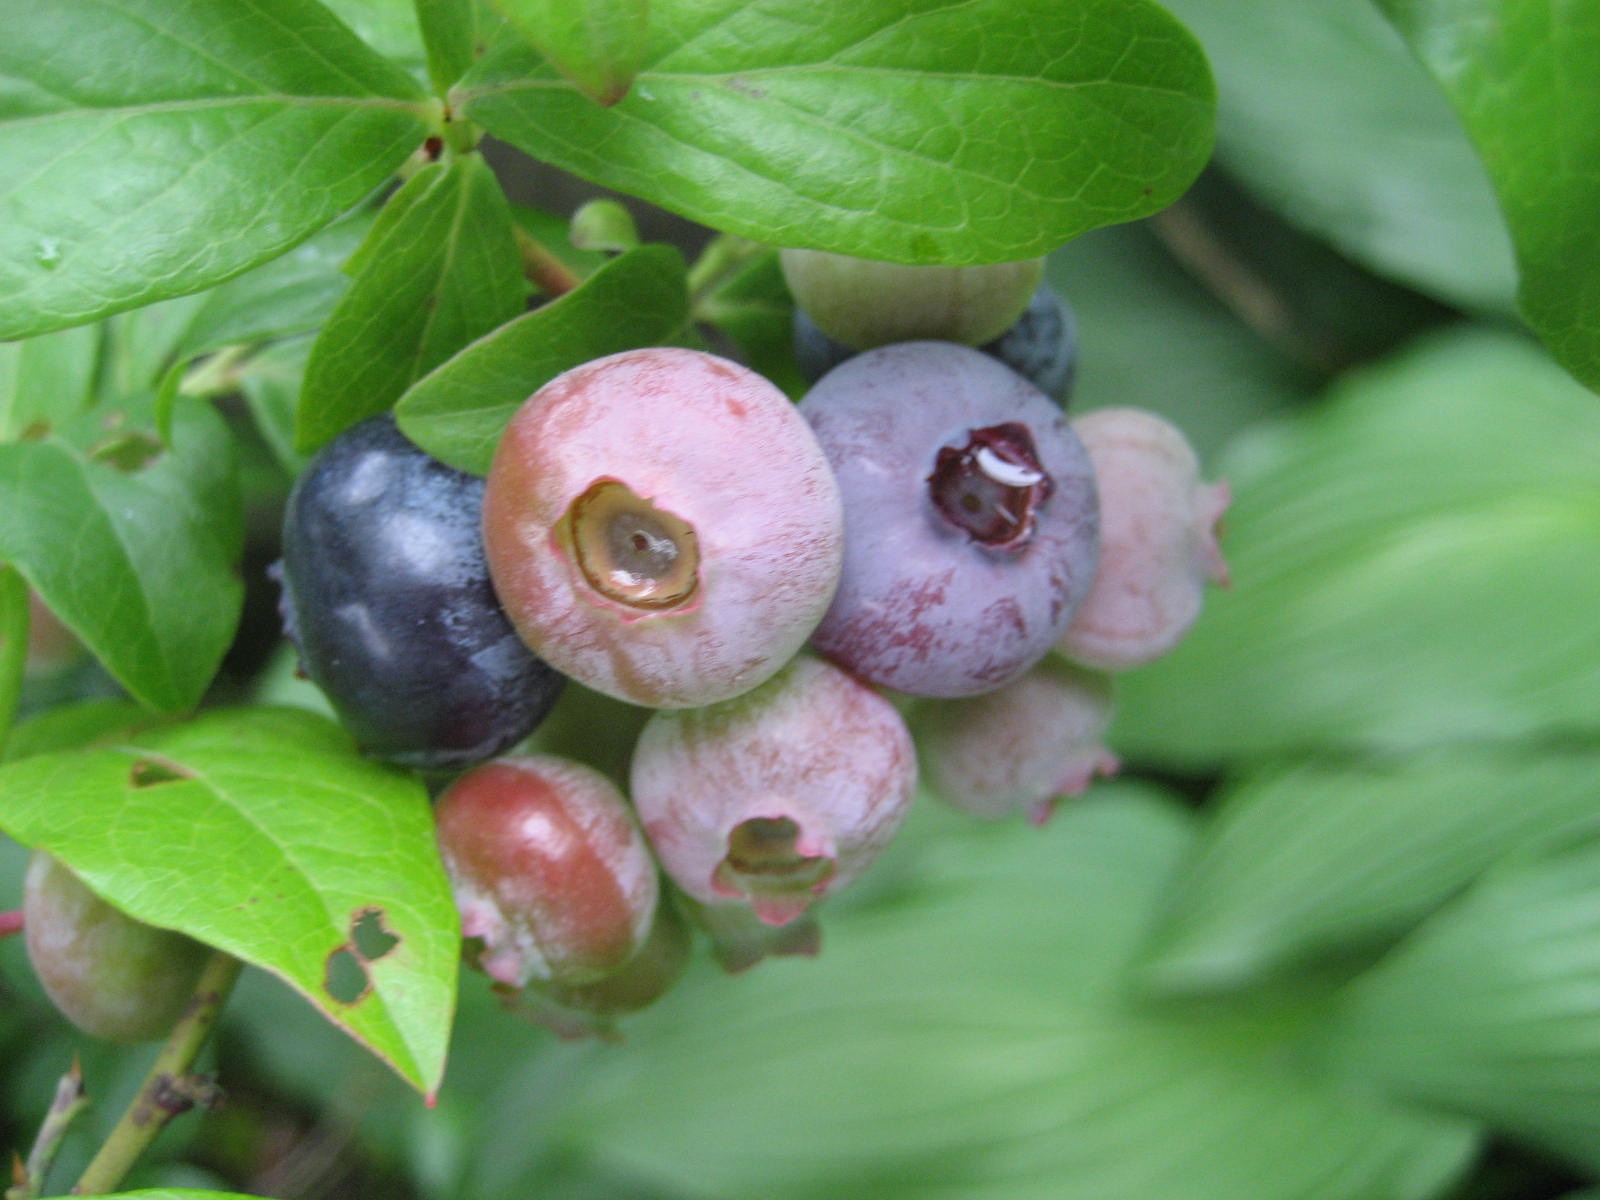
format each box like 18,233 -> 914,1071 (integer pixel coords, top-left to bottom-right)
799,342 -> 1100,698
779,249 -> 1043,350
277,414 -> 564,771
1055,407 -> 1231,671
794,282 -> 1078,403
631,654 -> 916,927
482,348 -> 843,709
25,850 -> 209,1042
434,754 -> 659,989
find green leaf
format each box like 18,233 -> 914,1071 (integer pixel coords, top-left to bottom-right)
1140,747 -> 1600,992
175,208 -> 376,360
491,0 -> 650,105
0,394 -> 242,713
1318,831 -> 1600,1171
1113,329 -> 1600,765
693,242 -> 809,398
78,1193 -> 267,1200
2,698 -> 163,763
1158,0 -> 1517,314
1375,0 -> 1600,392
0,324 -> 100,442
296,154 -> 527,451
322,0 -> 429,68
395,242 -> 690,473
462,791 -> 1477,1200
0,707 -> 458,1097
416,0 -> 489,94
0,0 -> 433,340
460,0 -> 1215,263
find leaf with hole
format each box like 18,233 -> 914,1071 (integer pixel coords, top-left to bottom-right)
0,707 -> 458,1097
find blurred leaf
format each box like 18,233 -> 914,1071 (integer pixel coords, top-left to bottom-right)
103,294 -> 211,399
1159,0 -> 1517,314
1114,329 -> 1600,765
238,336 -> 316,476
0,707 -> 457,1097
1048,222 -> 1313,458
1140,747 -> 1600,992
491,0 -> 650,105
450,790 -> 1478,1200
321,0 -> 429,67
694,244 -> 808,398
395,242 -> 690,473
461,0 -> 1214,263
0,0 -> 431,340
416,0 -> 488,94
296,155 -> 527,451
1318,830 -> 1600,1172
0,394 -> 242,713
2,698 -> 161,762
1376,0 -> 1600,393
0,324 -> 100,442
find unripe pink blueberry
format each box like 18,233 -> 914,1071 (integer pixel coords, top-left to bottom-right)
434,754 -> 659,989
1056,407 -> 1230,671
630,654 -> 916,927
916,658 -> 1120,825
482,347 -> 844,708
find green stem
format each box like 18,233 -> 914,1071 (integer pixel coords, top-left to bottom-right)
514,226 -> 582,298
0,564 -> 30,759
71,951 -> 243,1197
7,1062 -> 88,1200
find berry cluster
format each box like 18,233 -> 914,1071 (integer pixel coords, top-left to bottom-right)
271,248 -> 1230,1039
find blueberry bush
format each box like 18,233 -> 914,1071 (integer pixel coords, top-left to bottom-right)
2,1 -> 1599,1198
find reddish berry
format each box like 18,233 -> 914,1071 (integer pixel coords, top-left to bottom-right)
434,755 -> 658,988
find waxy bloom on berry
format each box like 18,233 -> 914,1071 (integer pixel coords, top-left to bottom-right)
631,655 -> 916,927
1058,407 -> 1230,671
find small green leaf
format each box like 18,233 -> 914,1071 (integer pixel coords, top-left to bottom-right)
1140,747 -> 1600,992
0,395 -> 242,713
460,0 -> 1214,263
512,790 -> 1477,1200
1159,0 -> 1517,314
0,0 -> 432,340
491,0 -> 650,105
296,155 -> 528,451
1114,330 -> 1600,765
395,242 -> 690,473
1375,0 -> 1600,391
0,324 -> 100,442
692,243 -> 808,397
0,707 -> 458,1097
416,0 -> 490,94
1318,831 -> 1600,1171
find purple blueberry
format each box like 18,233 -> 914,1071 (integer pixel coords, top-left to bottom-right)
799,342 -> 1100,698
277,414 -> 564,771
794,282 -> 1078,403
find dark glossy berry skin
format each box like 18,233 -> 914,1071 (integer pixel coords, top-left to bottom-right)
799,342 -> 1100,698
794,283 -> 1078,403
277,414 -> 564,771
25,850 -> 209,1043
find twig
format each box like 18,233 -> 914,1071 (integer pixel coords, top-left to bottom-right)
6,1061 -> 89,1200
513,226 -> 582,298
71,951 -> 243,1197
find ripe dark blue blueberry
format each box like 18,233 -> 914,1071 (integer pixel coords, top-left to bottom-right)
277,414 -> 564,770
794,282 -> 1078,403
799,343 -> 1100,698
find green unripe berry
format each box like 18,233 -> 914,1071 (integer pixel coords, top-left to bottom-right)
24,850 -> 209,1043
779,249 -> 1045,351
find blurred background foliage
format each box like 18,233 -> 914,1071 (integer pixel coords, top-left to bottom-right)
4,0 -> 1600,1197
